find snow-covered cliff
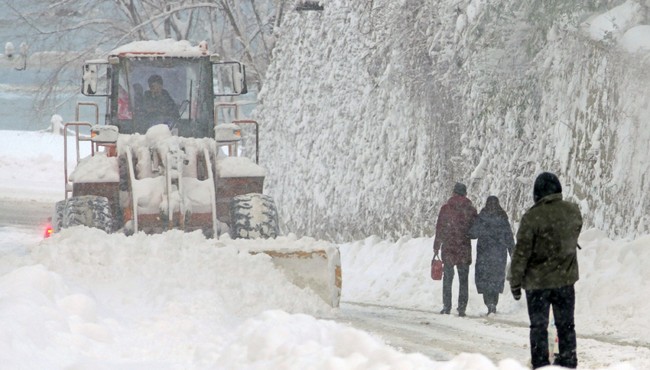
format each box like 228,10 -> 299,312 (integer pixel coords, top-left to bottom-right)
255,0 -> 650,242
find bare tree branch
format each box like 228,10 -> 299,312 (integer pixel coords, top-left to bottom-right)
6,0 -> 283,114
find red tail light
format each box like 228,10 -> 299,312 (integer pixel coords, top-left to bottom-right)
44,224 -> 53,238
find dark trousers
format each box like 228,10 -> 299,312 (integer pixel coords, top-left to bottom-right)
442,263 -> 469,312
525,285 -> 577,369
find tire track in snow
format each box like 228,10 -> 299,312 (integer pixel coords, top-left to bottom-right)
334,301 -> 650,368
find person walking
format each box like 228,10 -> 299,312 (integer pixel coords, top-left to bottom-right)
509,172 -> 583,369
469,195 -> 514,316
433,182 -> 477,317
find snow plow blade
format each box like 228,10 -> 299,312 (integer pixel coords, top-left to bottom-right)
252,246 -> 342,308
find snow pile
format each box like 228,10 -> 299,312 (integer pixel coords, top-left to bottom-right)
218,310 -> 438,369
583,0 -> 650,52
31,228 -> 331,317
0,228 -> 337,369
216,157 -> 266,178
620,25 -> 650,53
109,39 -> 209,57
69,152 -> 119,182
582,0 -> 644,43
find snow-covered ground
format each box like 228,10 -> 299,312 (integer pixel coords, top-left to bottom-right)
0,130 -> 648,369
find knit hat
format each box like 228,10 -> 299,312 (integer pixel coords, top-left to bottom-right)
533,172 -> 562,203
453,182 -> 467,196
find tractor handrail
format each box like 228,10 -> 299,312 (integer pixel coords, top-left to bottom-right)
63,121 -> 93,199
165,151 -> 174,228
214,102 -> 240,127
125,147 -> 139,233
203,147 -> 218,236
75,101 -> 100,125
213,102 -> 259,164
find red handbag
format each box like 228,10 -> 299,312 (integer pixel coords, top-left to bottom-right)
431,256 -> 443,280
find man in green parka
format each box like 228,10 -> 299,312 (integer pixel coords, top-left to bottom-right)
509,172 -> 582,369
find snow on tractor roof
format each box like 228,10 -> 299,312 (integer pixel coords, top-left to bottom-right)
109,39 -> 210,57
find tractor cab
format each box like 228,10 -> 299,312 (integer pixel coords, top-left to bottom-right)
81,40 -> 246,139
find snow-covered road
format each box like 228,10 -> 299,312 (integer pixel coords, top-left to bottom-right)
336,302 -> 530,362
335,302 -> 650,368
0,198 -> 52,228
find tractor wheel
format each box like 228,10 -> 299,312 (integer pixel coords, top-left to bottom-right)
229,193 -> 280,239
90,196 -> 114,232
51,200 -> 66,233
61,195 -> 113,233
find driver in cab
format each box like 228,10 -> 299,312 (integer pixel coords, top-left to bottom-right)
143,74 -> 179,125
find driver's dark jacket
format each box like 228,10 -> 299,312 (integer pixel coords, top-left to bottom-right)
143,89 -> 179,121
509,193 -> 582,291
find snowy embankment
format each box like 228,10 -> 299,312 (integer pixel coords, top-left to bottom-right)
256,0 -> 650,242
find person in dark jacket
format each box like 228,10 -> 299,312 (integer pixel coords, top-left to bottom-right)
469,195 -> 514,316
509,172 -> 583,369
143,74 -> 179,126
433,182 -> 477,317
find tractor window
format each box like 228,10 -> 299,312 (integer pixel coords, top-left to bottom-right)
117,73 -> 133,120
113,57 -> 214,138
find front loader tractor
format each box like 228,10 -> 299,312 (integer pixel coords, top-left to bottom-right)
49,40 -> 341,307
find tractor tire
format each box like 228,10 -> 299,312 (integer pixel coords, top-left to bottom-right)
90,196 -> 114,233
229,193 -> 280,239
51,200 -> 66,233
61,195 -> 113,233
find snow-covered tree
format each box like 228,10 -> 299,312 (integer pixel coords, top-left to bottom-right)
256,0 -> 650,241
2,0 -> 284,114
